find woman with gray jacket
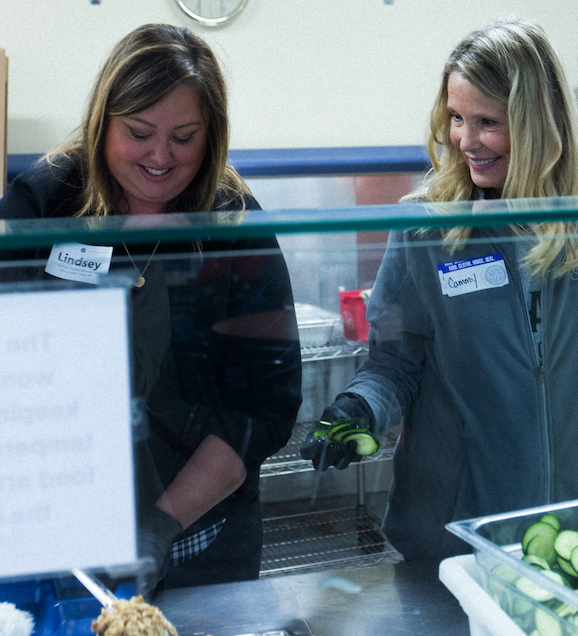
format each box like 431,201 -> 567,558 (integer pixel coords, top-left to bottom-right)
302,18 -> 578,561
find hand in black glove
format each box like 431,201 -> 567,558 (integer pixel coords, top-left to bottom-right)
300,418 -> 379,471
137,505 -> 183,601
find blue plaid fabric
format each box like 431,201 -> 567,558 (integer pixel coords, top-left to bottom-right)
169,518 -> 226,566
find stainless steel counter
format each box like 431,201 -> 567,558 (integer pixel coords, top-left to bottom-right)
155,559 -> 470,636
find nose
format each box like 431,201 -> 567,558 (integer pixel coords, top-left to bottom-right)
457,124 -> 481,153
148,138 -> 172,165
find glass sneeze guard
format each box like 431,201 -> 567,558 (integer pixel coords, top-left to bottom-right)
2,195 -> 578,249
3,196 -> 578,633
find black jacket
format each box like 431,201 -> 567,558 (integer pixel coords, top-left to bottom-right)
0,156 -> 303,529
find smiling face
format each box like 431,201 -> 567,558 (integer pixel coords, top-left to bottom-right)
447,71 -> 511,199
104,83 -> 208,215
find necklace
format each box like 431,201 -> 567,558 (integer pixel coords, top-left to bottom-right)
122,241 -> 161,287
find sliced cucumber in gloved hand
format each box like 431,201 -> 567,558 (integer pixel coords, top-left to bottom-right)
326,420 -> 380,455
300,418 -> 379,471
301,423 -> 343,470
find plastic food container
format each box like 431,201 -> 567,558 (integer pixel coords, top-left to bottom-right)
439,554 -> 526,636
445,500 -> 578,636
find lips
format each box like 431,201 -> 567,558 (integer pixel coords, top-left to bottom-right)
469,157 -> 499,168
141,165 -> 171,176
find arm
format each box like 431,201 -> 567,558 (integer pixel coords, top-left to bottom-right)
302,231 -> 429,470
216,237 -> 302,466
142,234 -> 301,533
345,231 -> 428,431
155,434 -> 247,529
159,236 -> 302,471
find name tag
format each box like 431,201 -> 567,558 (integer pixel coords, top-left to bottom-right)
46,242 -> 113,285
438,252 -> 509,297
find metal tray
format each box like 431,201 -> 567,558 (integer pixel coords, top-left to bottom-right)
295,303 -> 343,348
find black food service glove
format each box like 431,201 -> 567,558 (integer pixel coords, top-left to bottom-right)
138,505 -> 183,600
300,418 -> 380,471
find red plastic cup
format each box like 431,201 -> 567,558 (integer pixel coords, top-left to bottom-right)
338,290 -> 370,341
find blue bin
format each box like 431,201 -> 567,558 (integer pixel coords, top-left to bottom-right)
0,578 -> 136,636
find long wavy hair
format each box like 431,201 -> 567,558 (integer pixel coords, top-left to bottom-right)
405,19 -> 578,275
48,23 -> 249,217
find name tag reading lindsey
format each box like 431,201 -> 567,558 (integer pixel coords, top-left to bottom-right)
46,242 -> 113,285
438,252 -> 509,297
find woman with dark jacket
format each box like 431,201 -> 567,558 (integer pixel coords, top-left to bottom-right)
0,23 -> 302,593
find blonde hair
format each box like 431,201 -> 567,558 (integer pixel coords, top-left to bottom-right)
47,23 -> 249,217
405,19 -> 578,275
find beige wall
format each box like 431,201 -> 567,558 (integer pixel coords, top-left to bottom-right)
1,1 -> 577,154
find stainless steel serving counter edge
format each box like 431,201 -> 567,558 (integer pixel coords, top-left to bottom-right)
155,559 -> 470,636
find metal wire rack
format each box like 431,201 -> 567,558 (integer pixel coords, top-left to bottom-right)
259,338 -> 402,576
260,505 -> 402,576
259,421 -> 402,576
300,342 -> 369,363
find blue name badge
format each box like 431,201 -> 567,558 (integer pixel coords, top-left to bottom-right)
438,252 -> 509,297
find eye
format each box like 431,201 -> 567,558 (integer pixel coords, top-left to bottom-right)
449,110 -> 462,124
173,132 -> 196,145
128,127 -> 151,141
481,118 -> 499,127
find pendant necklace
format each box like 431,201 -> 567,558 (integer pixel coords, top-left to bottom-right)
122,241 -> 161,287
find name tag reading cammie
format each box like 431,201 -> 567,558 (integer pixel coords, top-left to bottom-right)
438,252 -> 509,297
46,242 -> 113,285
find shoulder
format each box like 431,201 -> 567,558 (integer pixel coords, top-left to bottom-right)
0,154 -> 83,219
16,154 -> 81,190
204,188 -> 283,253
213,187 -> 261,212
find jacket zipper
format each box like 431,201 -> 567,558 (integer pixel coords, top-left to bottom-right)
513,237 -> 551,502
530,273 -> 551,502
488,228 -> 552,501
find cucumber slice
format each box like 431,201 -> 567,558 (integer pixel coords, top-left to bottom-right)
554,530 -> 578,561
515,578 -> 554,603
523,521 -> 559,556
515,570 -> 565,602
535,607 -> 562,636
513,594 -> 535,620
312,422 -> 332,440
326,423 -> 352,442
566,612 -> 578,626
523,554 -> 551,570
526,529 -> 558,566
338,431 -> 379,455
488,563 -> 519,602
540,514 -> 561,532
556,555 -> 578,578
553,603 -> 577,619
570,545 -> 578,575
491,563 -> 520,585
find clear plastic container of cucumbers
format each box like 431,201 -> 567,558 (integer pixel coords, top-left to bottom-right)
447,500 -> 578,636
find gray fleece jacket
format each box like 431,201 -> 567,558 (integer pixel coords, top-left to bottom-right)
327,225 -> 578,560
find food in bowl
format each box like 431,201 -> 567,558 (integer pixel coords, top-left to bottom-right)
91,595 -> 178,636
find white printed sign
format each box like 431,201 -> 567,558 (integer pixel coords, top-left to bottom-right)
0,286 -> 136,577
